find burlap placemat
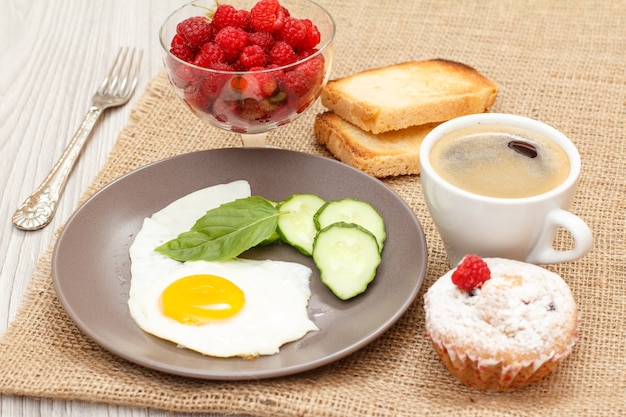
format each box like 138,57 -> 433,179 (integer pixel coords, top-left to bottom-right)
1,0 -> 625,415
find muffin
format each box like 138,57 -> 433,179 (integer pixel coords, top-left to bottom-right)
423,256 -> 579,391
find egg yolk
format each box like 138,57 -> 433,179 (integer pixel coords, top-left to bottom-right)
160,274 -> 245,325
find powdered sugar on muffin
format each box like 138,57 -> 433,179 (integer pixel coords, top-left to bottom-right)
424,257 -> 579,390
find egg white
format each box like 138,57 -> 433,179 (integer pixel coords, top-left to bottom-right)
128,180 -> 318,358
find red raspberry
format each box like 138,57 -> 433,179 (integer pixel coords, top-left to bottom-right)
212,4 -> 249,30
451,255 -> 491,291
296,19 -> 321,49
171,62 -> 202,89
269,41 -> 297,66
249,0 -> 286,33
170,34 -> 195,62
193,42 -> 226,68
297,48 -> 318,60
209,62 -> 235,72
215,26 -> 249,62
248,31 -> 275,53
200,72 -> 229,96
247,71 -> 279,97
239,45 -> 267,69
187,65 -> 232,110
228,75 -> 250,94
295,56 -> 324,82
278,70 -> 310,97
277,17 -> 306,47
176,16 -> 214,50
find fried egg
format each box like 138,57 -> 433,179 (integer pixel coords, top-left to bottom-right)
128,180 -> 318,358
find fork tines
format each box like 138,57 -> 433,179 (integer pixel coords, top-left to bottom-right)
97,47 -> 143,99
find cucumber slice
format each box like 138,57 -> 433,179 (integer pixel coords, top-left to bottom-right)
312,222 -> 382,300
277,194 -> 327,255
314,198 -> 386,252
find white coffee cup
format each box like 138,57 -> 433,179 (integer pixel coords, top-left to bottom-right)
420,113 -> 593,267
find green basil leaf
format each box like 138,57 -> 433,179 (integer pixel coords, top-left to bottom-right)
154,196 -> 280,262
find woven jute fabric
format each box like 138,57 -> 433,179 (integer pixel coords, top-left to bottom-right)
1,0 -> 625,415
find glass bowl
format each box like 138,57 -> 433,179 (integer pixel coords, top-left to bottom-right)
159,0 -> 335,146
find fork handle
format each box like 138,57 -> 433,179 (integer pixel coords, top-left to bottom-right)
12,105 -> 104,231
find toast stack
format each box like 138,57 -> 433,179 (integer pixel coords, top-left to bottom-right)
314,59 -> 498,178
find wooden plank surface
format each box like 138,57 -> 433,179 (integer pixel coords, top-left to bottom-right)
0,1 -> 218,415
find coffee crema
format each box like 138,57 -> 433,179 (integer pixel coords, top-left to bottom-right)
430,124 -> 570,198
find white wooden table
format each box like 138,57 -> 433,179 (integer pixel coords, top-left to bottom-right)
0,1 -> 225,415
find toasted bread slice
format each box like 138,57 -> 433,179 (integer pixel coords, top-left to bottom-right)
315,111 -> 439,178
320,59 -> 497,134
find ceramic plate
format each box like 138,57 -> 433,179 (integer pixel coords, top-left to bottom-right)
52,148 -> 427,380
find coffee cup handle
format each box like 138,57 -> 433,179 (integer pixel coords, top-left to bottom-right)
525,209 -> 593,264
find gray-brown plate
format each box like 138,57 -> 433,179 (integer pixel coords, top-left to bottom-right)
52,148 -> 427,380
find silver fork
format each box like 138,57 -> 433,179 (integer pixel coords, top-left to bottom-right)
12,47 -> 143,231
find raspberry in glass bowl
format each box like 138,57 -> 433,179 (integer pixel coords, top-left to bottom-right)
159,0 -> 335,146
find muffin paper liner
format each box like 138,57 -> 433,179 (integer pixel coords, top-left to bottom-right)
426,322 -> 580,391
